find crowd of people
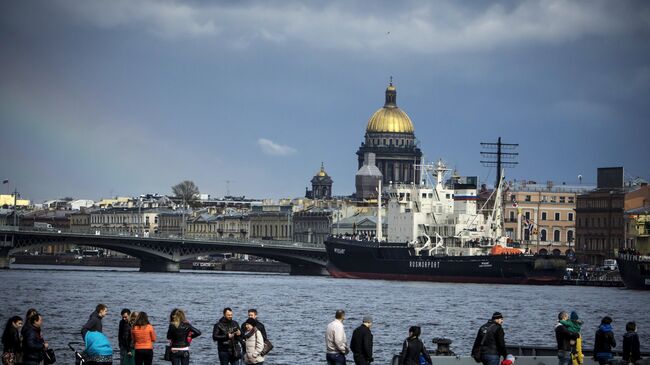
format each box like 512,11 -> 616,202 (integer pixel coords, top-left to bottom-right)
1,306 -> 644,365
1,305 -> 270,365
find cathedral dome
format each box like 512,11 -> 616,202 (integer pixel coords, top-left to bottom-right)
366,82 -> 414,134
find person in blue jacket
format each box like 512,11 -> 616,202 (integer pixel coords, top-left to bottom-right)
84,330 -> 114,365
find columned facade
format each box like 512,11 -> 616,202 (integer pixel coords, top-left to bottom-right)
356,82 -> 422,186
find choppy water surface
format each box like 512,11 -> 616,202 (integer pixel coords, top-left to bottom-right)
0,265 -> 648,364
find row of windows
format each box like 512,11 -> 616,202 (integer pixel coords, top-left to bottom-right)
576,198 -> 624,209
515,195 -> 575,204
370,138 -> 414,147
576,237 -> 623,251
508,211 -> 573,221
90,215 -> 154,224
576,216 -> 624,228
251,224 -> 291,238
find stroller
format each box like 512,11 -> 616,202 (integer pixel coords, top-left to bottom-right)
68,342 -> 87,365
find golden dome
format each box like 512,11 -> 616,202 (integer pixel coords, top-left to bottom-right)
366,82 -> 414,134
316,162 -> 328,177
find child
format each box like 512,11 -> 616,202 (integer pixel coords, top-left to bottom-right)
622,322 -> 641,364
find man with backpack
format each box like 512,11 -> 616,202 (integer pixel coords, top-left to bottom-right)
471,312 -> 508,365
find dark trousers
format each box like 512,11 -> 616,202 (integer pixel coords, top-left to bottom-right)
171,350 -> 190,365
218,351 -> 240,365
326,352 -> 347,365
482,354 -> 501,365
353,353 -> 370,365
134,349 -> 153,365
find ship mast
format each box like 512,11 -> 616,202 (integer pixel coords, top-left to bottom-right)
488,170 -> 505,240
376,179 -> 382,241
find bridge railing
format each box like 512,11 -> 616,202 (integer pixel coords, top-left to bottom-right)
0,225 -> 324,249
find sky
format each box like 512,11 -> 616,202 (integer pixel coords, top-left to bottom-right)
1,0 -> 649,202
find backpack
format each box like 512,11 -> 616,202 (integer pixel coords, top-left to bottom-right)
472,324 -> 495,363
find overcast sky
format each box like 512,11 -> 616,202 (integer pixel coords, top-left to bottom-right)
1,0 -> 649,202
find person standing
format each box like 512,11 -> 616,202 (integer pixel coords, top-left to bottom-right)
622,322 -> 641,365
563,312 -> 584,365
350,316 -> 373,365
593,316 -> 616,365
398,326 -> 431,365
243,309 -> 267,341
166,309 -> 202,365
82,304 -> 108,339
212,307 -> 242,365
119,309 -> 134,365
326,310 -> 349,365
21,313 -> 48,365
556,312 -> 580,365
2,316 -> 23,365
131,312 -> 156,365
472,312 -> 507,365
242,319 -> 265,365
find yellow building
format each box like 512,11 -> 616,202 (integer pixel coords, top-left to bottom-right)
625,206 -> 650,254
0,194 -> 30,207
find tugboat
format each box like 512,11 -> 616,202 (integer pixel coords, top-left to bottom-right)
324,161 -> 566,285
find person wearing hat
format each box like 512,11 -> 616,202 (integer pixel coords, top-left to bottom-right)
561,312 -> 584,365
472,312 -> 507,365
242,318 -> 265,365
556,312 -> 580,365
350,316 -> 374,365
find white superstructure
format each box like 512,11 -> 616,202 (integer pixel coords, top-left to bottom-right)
385,160 -> 513,256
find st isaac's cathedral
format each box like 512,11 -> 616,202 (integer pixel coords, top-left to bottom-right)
356,81 -> 423,186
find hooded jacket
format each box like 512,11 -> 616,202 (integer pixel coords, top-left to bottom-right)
81,312 -> 103,339
594,324 -> 616,354
212,317 -> 241,353
622,331 -> 641,363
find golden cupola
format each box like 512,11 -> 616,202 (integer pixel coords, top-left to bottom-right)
366,82 -> 414,134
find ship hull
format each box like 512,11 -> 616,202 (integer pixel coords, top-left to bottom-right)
325,237 -> 566,285
616,255 -> 650,290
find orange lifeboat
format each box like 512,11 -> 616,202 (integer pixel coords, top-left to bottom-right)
490,245 -> 524,255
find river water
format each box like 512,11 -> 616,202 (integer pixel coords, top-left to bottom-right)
0,265 -> 648,364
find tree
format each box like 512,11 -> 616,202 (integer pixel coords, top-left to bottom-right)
171,180 -> 200,207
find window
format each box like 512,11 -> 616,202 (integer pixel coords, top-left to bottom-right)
525,195 -> 531,202
540,229 -> 547,241
567,230 -> 574,243
554,230 -> 561,242
560,196 -> 566,203
509,211 -> 515,221
525,211 -> 531,220
541,212 -> 547,221
568,213 -> 573,221
555,212 -> 561,221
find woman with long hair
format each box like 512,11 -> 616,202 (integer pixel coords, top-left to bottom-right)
2,316 -> 23,365
166,309 -> 201,365
130,312 -> 156,365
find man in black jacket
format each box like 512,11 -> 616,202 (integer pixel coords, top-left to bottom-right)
623,321 -> 641,364
213,307 -> 242,365
81,303 -> 108,339
350,316 -> 373,365
118,308 -> 132,363
472,312 -> 507,365
555,312 -> 580,365
242,309 -> 267,340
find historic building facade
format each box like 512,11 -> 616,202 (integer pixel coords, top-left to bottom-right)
356,82 -> 422,191
305,163 -> 333,200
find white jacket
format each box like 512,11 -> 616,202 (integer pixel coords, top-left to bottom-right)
244,328 -> 265,364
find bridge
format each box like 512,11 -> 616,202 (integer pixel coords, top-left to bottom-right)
0,227 -> 329,275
